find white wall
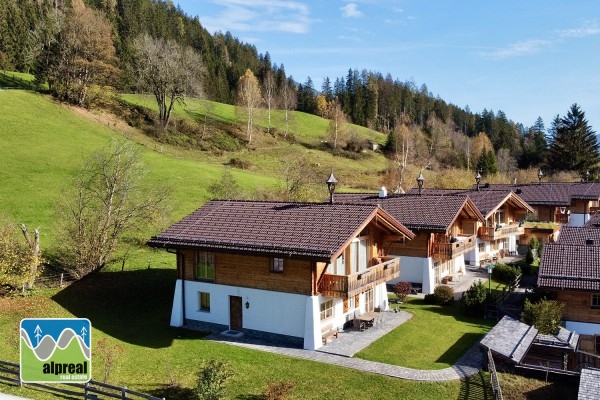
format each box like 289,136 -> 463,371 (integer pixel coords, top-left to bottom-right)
388,256 -> 433,294
565,320 -> 600,335
181,281 -> 307,338
569,213 -> 588,227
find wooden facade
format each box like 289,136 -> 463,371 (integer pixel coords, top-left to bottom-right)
555,290 -> 600,325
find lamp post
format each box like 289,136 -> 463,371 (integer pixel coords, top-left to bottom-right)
475,171 -> 482,191
537,169 -> 543,185
416,172 -> 424,195
486,263 -> 495,295
326,172 -> 338,204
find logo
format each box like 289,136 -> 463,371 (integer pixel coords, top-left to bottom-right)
20,318 -> 91,383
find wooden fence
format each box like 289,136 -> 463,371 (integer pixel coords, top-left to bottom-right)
0,360 -> 163,400
486,349 -> 504,400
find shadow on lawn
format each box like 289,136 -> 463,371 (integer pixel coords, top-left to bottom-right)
51,268 -> 206,348
436,332 -> 483,365
457,371 -> 493,400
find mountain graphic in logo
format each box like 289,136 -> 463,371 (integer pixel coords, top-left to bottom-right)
20,318 -> 91,383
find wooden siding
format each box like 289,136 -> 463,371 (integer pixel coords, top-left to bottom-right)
478,223 -> 525,241
388,231 -> 430,257
178,249 -> 313,295
556,290 -> 600,325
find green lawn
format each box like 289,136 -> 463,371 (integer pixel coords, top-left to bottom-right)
0,265 -> 467,400
356,297 -> 495,369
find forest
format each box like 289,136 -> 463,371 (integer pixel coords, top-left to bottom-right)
1,0 -> 598,179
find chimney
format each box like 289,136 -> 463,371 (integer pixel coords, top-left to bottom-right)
378,186 -> 388,198
586,238 -> 595,246
513,178 -> 517,185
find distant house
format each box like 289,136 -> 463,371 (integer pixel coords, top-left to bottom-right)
335,192 -> 484,293
538,224 -> 600,353
147,200 -> 413,350
405,188 -> 533,265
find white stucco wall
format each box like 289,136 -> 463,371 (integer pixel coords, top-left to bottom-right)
565,321 -> 600,335
569,213 -> 588,227
388,256 -> 433,294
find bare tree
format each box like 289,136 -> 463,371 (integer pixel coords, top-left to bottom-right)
327,99 -> 347,149
20,225 -> 40,288
0,217 -> 42,291
237,69 -> 262,143
55,140 -> 169,278
132,34 -> 203,130
279,78 -> 297,137
262,70 -> 276,135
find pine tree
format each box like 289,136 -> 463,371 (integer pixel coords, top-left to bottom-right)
546,104 -> 600,175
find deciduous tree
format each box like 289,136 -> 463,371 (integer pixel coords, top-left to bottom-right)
278,78 -> 297,137
0,217 -> 42,292
132,34 -> 203,130
237,69 -> 262,143
55,140 -> 169,279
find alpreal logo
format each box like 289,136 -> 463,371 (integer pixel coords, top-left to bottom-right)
20,318 -> 91,383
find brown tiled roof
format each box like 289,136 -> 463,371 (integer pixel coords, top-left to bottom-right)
570,182 -> 600,200
147,200 -> 413,260
334,192 -> 484,231
537,243 -> 600,291
557,226 -> 600,246
579,368 -> 600,400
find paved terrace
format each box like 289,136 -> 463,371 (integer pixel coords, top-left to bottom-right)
206,309 -> 484,381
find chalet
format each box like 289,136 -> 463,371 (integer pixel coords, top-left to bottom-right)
336,191 -> 484,293
493,182 -> 600,227
147,200 -> 414,350
538,224 -> 600,354
406,188 -> 534,265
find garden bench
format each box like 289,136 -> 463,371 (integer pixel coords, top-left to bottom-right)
321,324 -> 338,344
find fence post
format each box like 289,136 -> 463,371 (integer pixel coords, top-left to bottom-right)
60,273 -> 64,287
122,386 -> 127,399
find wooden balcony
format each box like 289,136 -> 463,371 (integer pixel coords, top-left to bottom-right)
318,258 -> 399,299
590,207 -> 600,214
431,235 -> 476,260
478,223 -> 525,241
554,213 -> 570,224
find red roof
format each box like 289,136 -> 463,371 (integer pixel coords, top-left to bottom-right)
147,200 -> 413,260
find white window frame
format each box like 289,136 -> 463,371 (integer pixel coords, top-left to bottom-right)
320,299 -> 333,321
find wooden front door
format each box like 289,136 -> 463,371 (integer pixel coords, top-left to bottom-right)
229,296 -> 243,330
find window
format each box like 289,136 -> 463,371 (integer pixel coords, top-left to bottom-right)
271,257 -> 284,272
198,291 -> 210,311
365,289 -> 374,312
592,294 -> 600,309
320,300 -> 333,321
196,251 -> 215,281
478,242 -> 485,253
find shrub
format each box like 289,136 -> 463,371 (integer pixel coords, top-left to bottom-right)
196,359 -> 234,400
433,285 -> 454,305
264,381 -> 295,400
521,298 -> 565,335
394,281 -> 412,303
525,248 -> 535,265
460,280 -> 488,317
491,263 -> 520,283
423,293 -> 437,305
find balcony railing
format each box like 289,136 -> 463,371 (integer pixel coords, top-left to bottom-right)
590,207 -> 600,214
554,213 -> 570,224
478,223 -> 525,241
431,235 -> 476,260
318,258 -> 399,298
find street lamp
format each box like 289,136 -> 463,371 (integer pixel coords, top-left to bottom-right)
326,172 -> 338,205
537,169 -> 543,185
486,263 -> 495,295
475,171 -> 482,191
416,172 -> 424,195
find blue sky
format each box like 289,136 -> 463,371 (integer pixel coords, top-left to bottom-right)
176,0 -> 600,132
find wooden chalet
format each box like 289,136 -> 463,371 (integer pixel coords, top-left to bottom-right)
336,192 -> 484,293
538,224 -> 600,355
147,200 -> 413,350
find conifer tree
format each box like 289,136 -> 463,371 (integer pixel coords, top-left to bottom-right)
546,104 -> 600,175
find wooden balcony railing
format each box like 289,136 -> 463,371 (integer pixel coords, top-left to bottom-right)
318,258 -> 399,299
431,235 -> 476,260
590,207 -> 600,214
554,213 -> 570,224
478,223 -> 525,241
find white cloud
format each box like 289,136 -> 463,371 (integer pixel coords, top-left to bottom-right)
558,21 -> 600,38
340,3 -> 363,18
481,39 -> 552,60
200,0 -> 313,34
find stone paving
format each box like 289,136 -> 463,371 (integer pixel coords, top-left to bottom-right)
206,309 -> 484,381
